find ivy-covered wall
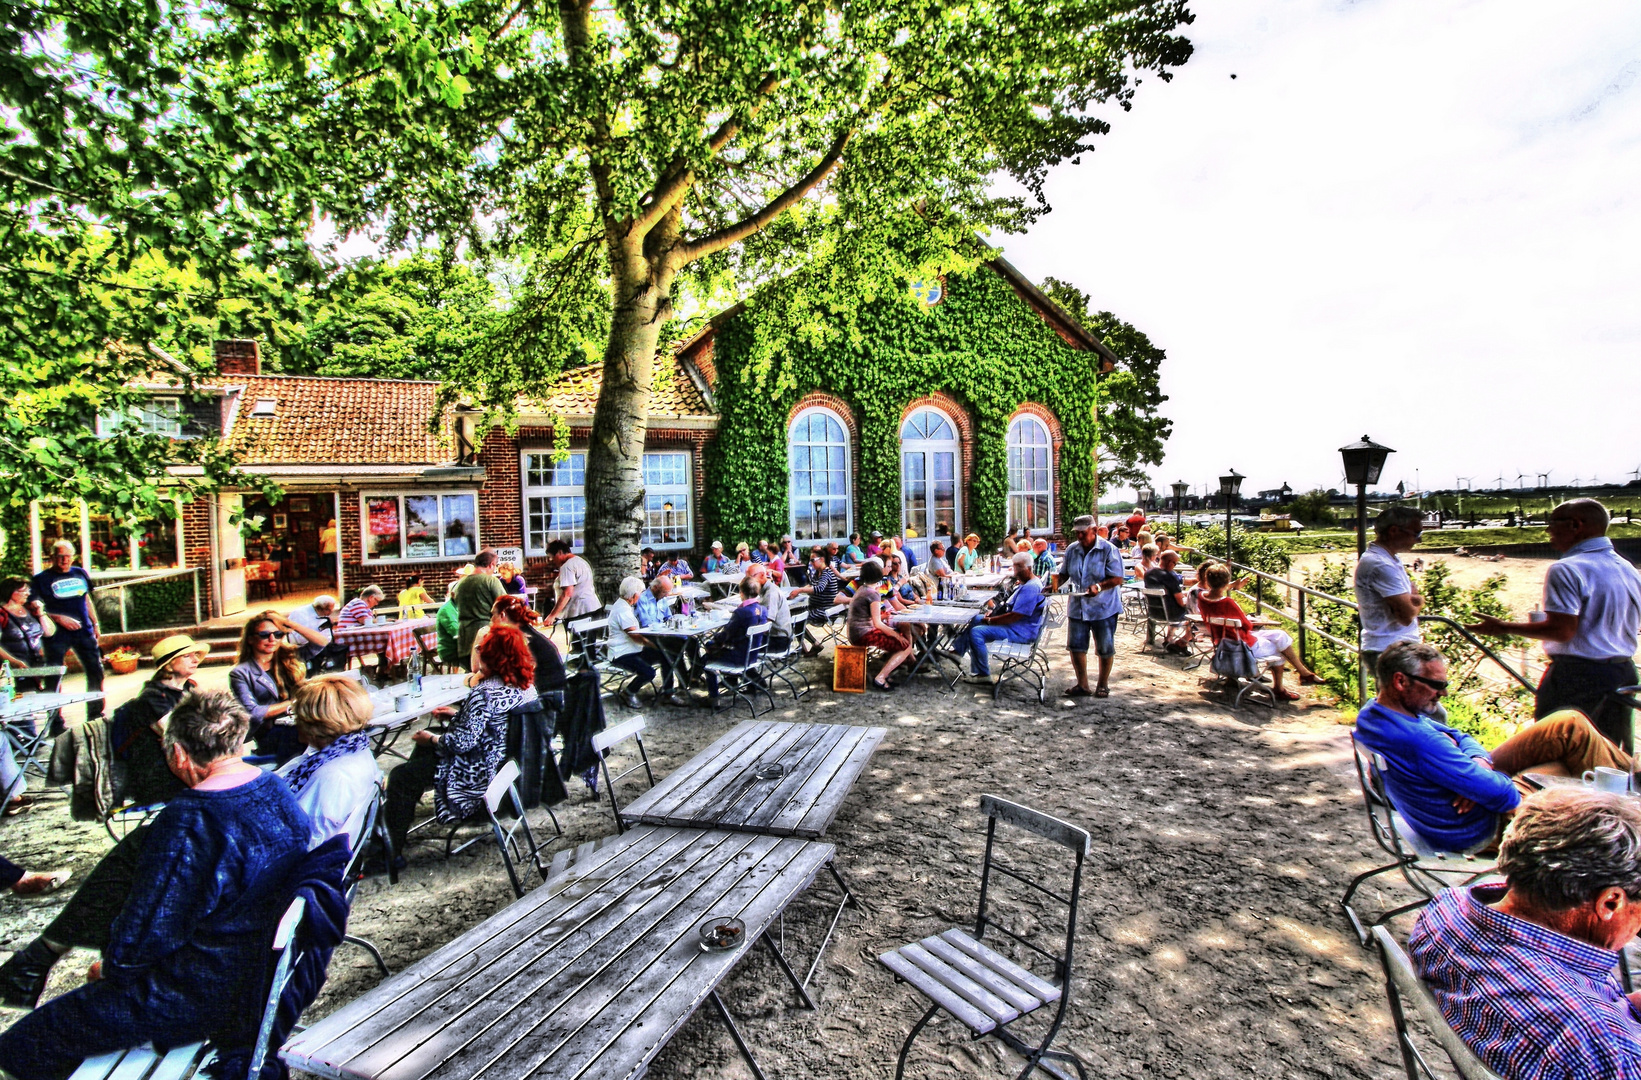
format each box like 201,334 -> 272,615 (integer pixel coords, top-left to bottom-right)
702,267 -> 1102,546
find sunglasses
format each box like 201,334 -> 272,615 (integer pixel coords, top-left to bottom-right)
252,629 -> 281,640
1404,673 -> 1449,693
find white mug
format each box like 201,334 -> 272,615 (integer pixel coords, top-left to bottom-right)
1584,766 -> 1632,794
394,694 -> 414,713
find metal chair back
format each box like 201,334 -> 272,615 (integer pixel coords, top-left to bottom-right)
248,897 -> 310,1080
338,782 -> 391,974
566,616 -> 612,672
975,794 -> 1089,988
591,716 -> 656,833
1372,925 -> 1504,1080
483,760 -> 547,898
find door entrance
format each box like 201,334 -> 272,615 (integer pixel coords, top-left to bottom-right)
900,408 -> 960,560
218,494 -> 246,616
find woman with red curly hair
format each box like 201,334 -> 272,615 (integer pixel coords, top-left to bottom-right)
382,624 -> 535,859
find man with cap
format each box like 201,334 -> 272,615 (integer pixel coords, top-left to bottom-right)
1055,514 -> 1126,698
702,541 -> 732,575
867,531 -> 885,559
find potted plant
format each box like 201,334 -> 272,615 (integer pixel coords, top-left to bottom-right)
105,646 -> 142,676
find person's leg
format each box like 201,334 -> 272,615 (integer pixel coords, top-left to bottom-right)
1093,615 -> 1117,693
968,624 -> 1009,678
0,853 -> 21,891
383,744 -> 441,853
1490,710 -> 1633,777
640,646 -> 673,692
1066,619 -> 1091,692
70,630 -> 105,721
948,624 -> 974,659
610,653 -> 655,702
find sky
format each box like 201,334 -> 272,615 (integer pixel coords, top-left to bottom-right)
996,0 -> 1641,502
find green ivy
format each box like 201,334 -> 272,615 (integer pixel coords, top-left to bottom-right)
702,268 -> 1102,546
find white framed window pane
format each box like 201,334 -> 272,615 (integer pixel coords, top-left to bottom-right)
1006,416 -> 1053,534
789,409 -> 851,543
404,495 -> 441,559
443,494 -> 476,556
366,497 -> 402,560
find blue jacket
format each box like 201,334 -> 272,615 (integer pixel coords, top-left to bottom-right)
1354,701 -> 1520,852
706,602 -> 768,667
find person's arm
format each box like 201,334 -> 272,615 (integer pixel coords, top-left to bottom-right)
82,572 -> 99,636
616,608 -> 651,650
29,603 -> 55,640
1407,723 -> 1521,814
229,665 -> 286,723
547,579 -> 575,623
868,597 -> 897,635
104,807 -> 222,976
1469,563 -> 1579,641
430,687 -> 493,754
280,611 -> 328,648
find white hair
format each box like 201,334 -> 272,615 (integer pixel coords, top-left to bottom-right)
619,575 -> 645,600
51,540 -> 76,557
313,594 -> 338,612
1011,551 -> 1034,571
360,584 -> 385,600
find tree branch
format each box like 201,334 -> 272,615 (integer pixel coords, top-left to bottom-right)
674,127 -> 851,265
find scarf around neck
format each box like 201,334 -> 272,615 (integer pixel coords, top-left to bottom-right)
284,730 -> 372,795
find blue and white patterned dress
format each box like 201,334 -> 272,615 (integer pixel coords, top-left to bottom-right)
433,678 -> 528,823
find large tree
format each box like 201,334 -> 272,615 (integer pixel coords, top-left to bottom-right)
1040,276 -> 1172,494
8,0 -> 1193,597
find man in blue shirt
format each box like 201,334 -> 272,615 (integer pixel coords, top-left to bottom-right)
32,541 -> 104,722
1355,641 -> 1632,854
949,553 -> 1045,682
1054,515 -> 1125,698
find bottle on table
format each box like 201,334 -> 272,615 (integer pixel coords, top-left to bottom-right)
0,660 -> 12,704
408,647 -> 424,696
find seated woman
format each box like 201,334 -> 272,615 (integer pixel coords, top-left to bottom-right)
699,578 -> 768,707
952,535 -> 981,573
112,634 -> 210,807
0,577 -> 55,692
382,625 -> 534,856
1195,563 -> 1320,700
661,553 -> 694,580
277,675 -> 382,849
397,574 -> 434,617
498,563 -> 528,596
847,562 -> 917,691
843,533 -> 866,565
1136,543 -> 1159,577
489,594 -> 568,709
228,610 -> 309,764
790,549 -> 845,657
0,692 -> 309,1076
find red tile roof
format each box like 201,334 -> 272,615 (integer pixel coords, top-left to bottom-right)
213,374 -> 454,466
517,355 -> 713,419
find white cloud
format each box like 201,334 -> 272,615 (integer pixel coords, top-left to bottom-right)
999,0 -> 1641,498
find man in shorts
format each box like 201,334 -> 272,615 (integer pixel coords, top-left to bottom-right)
1055,514 -> 1125,698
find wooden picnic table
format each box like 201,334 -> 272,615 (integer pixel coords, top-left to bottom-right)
620,719 -> 886,838
280,825 -> 835,1080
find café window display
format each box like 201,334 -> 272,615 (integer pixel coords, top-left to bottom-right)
36,500 -> 181,571
361,491 -> 479,563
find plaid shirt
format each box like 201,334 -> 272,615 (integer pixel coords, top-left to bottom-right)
1408,885 -> 1641,1080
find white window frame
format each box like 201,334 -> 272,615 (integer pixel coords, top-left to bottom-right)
788,406 -> 852,545
899,406 -> 961,541
1006,413 -> 1055,536
97,396 -> 184,438
640,451 -> 694,551
521,450 -> 587,555
358,490 -> 480,565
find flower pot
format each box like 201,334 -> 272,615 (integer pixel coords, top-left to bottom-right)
107,655 -> 140,676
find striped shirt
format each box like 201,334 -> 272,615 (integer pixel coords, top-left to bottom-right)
1408,885 -> 1641,1080
806,568 -> 843,625
335,598 -> 374,627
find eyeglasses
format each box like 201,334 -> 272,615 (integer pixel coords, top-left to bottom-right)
252,630 -> 281,640
1404,673 -> 1449,693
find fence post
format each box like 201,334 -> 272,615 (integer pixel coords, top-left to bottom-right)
1297,591 -> 1307,666
119,584 -> 129,634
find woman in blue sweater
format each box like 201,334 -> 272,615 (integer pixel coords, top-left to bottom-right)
0,691 -> 309,1080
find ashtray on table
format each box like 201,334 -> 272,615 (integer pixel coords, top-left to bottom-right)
752,762 -> 787,781
698,916 -> 746,952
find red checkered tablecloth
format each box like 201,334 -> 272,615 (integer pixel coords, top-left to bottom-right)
333,618 -> 436,664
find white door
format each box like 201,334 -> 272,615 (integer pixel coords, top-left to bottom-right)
900,409 -> 960,560
219,494 -> 246,616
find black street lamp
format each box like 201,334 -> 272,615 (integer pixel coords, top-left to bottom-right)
1338,435 -> 1394,556
662,501 -> 673,544
813,500 -> 823,541
1218,469 -> 1244,561
1171,480 -> 1188,538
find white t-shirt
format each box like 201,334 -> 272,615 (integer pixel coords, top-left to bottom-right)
1354,544 -> 1421,652
276,748 -> 382,850
607,597 -> 645,658
1542,537 -> 1641,661
556,555 -> 601,618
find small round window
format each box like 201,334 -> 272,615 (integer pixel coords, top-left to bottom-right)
909,278 -> 945,307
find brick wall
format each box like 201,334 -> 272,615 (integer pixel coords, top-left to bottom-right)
181,498 -> 216,616
213,339 -> 261,376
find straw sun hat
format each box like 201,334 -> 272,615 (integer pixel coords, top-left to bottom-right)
149,633 -> 209,673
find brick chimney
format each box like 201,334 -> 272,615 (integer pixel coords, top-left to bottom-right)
214,339 -> 261,376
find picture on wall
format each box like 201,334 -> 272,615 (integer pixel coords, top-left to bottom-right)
273,513 -> 288,529
289,496 -> 312,513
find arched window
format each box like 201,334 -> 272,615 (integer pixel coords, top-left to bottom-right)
1007,414 -> 1053,534
789,407 -> 851,543
900,407 -> 960,542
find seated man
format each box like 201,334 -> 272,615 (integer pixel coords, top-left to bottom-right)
701,540 -> 732,575
335,584 -> 384,627
607,576 -> 682,708
1143,550 -> 1192,654
0,692 -> 309,1077
1408,789 -> 1641,1079
1355,640 -> 1632,855
700,578 -> 768,707
949,552 -> 1046,684
1031,538 -> 1056,579
926,541 -> 952,583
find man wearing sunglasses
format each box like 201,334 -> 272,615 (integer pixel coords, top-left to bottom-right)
1356,642 -> 1632,855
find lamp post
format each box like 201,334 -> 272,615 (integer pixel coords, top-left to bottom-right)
1218,470 -> 1244,562
662,501 -> 673,544
1171,480 -> 1187,539
1338,435 -> 1394,557
813,500 -> 823,541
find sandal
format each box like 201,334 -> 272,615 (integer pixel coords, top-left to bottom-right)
871,678 -> 894,692
1298,673 -> 1322,686
11,869 -> 71,896
1093,686 -> 1110,698
1274,687 -> 1301,701
1064,686 -> 1092,698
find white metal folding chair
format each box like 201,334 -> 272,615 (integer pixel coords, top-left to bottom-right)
591,716 -> 656,833
704,621 -> 774,715
1372,925 -> 1504,1080
1205,616 -> 1281,708
992,597 -> 1058,704
566,613 -> 626,696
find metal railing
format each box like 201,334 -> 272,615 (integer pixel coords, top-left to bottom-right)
91,567 -> 204,633
1179,547 -> 1533,707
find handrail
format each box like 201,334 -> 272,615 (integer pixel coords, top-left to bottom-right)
1177,544 -> 1535,704
95,567 -> 204,633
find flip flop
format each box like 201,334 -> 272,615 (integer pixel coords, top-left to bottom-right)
1064,686 -> 1092,698
1298,673 -> 1322,686
1274,688 -> 1301,701
1093,686 -> 1110,698
11,869 -> 71,896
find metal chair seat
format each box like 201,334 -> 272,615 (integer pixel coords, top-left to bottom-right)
993,598 -> 1057,704
879,928 -> 1061,1036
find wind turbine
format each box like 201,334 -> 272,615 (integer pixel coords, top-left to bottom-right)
1455,476 -> 1473,491
1629,466 -> 1641,484
1494,472 -> 1506,491
1537,470 -> 1551,489
1516,471 -> 1528,490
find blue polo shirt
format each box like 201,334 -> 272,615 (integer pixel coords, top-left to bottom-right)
31,566 -> 95,629
1059,539 -> 1124,622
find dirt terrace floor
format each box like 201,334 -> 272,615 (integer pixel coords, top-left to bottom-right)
0,623 -> 1416,1080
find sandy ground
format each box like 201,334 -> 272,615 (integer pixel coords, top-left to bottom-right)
0,620 -> 1430,1080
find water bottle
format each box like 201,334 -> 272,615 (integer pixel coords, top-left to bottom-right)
408,648 -> 424,696
0,660 -> 12,705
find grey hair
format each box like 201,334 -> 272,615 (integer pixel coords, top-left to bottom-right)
1373,505 -> 1424,537
51,540 -> 76,557
359,584 -> 385,600
313,594 -> 338,612
1376,640 -> 1443,684
1498,789 -> 1641,909
1010,551 -> 1034,571
1554,498 -> 1610,535
163,690 -> 251,767
618,575 -> 645,599
1140,544 -> 1158,558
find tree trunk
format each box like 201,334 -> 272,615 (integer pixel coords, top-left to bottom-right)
583,255 -> 673,606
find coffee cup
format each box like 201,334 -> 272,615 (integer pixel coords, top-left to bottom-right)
1584,766 -> 1631,794
394,694 -> 414,713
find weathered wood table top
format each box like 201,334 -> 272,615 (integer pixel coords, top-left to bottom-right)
281,825 -> 834,1080
619,719 -> 886,839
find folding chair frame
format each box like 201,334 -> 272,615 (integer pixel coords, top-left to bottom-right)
406,760 -> 560,897
592,716 -> 656,833
566,614 -> 626,697
705,621 -> 774,716
341,783 -> 391,975
993,597 -> 1059,704
1341,737 -> 1496,946
886,795 -> 1092,1080
1372,925 -> 1505,1080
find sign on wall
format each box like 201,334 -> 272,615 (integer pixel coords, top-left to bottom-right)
493,546 -> 524,568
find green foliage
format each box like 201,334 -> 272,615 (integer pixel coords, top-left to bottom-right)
93,575 -> 198,632
1283,489 -> 1339,528
1177,521 -> 1292,578
1297,557 -> 1364,703
1041,278 -> 1172,495
283,255 -> 504,382
702,267 -> 1103,545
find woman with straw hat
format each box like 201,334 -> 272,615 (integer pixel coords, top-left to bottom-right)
111,633 -> 210,805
